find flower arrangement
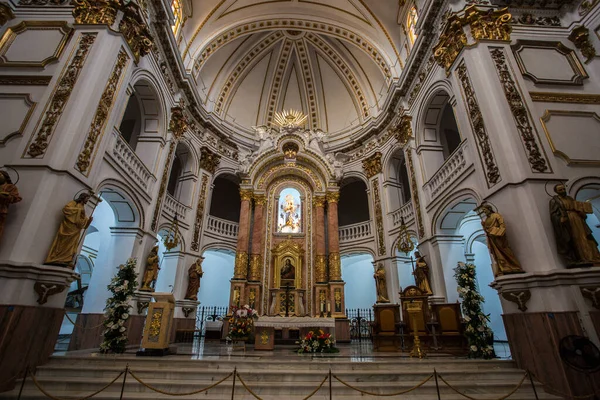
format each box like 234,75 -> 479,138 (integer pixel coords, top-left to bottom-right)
100,258 -> 138,354
227,305 -> 258,340
296,329 -> 339,354
454,261 -> 495,359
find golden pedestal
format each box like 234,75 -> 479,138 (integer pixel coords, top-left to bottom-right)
406,301 -> 426,359
139,293 -> 175,356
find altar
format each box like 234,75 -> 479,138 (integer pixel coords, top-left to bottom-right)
253,317 -> 335,350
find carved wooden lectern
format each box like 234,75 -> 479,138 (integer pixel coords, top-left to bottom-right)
139,292 -> 175,356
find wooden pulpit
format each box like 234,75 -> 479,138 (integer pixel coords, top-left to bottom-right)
138,292 -> 175,356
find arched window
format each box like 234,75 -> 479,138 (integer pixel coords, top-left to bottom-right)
407,6 -> 418,45
171,0 -> 183,35
277,188 -> 302,233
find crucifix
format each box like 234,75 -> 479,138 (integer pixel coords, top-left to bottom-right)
284,283 -> 291,317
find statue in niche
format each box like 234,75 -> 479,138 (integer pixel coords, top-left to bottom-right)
140,245 -> 160,291
281,258 -> 295,280
0,170 -> 22,247
549,184 -> 600,267
45,192 -> 93,268
477,203 -> 525,277
279,193 -> 300,233
413,251 -> 433,295
184,257 -> 204,300
374,263 -> 390,303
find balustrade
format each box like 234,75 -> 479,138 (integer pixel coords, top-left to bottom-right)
391,201 -> 415,227
109,130 -> 154,192
206,215 -> 239,239
164,193 -> 189,220
424,141 -> 469,201
338,220 -> 372,242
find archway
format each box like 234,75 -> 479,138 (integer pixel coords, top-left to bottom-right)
166,141 -> 197,206
339,177 -> 370,227
385,148 -> 411,214
342,252 -> 376,342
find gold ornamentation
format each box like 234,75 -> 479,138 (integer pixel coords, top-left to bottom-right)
239,189 -> 253,202
234,251 -> 249,279
456,61 -> 501,187
249,254 -> 262,282
579,0 -> 599,16
501,290 -> 531,312
169,105 -> 188,139
33,282 -> 66,305
118,4 -> 153,63
568,26 -> 596,64
0,75 -> 52,85
362,152 -> 383,178
253,194 -> 266,205
182,307 -> 194,318
137,301 -> 149,314
148,309 -> 163,341
391,116 -> 413,147
580,286 -> 600,309
73,0 -> 118,25
329,252 -> 341,281
151,141 -> 176,231
274,109 -> 307,128
257,163 -> 324,191
191,174 -> 209,252
529,92 -> 600,104
396,217 -> 414,254
26,33 -> 97,158
315,254 -> 327,283
0,4 -> 14,26
406,150 -> 425,238
260,329 -> 269,345
313,196 -> 326,207
282,141 -> 299,159
76,48 -> 129,174
199,146 -> 221,173
249,288 -> 257,309
489,48 -> 550,173
334,288 -> 342,313
434,6 -> 511,73
326,192 -> 339,204
372,179 -> 386,256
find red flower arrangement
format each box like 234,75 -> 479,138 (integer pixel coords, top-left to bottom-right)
227,305 -> 258,340
297,329 -> 339,353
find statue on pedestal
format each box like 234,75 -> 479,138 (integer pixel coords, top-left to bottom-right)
0,170 -> 22,247
477,203 -> 524,277
374,263 -> 390,303
184,257 -> 204,300
140,245 -> 160,291
413,251 -> 432,295
45,192 -> 92,268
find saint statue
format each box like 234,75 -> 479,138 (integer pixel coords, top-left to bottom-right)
281,258 -> 295,280
374,263 -> 389,303
184,257 -> 204,300
279,193 -> 300,233
478,203 -> 524,277
45,193 -> 93,268
140,245 -> 160,291
549,184 -> 600,266
413,251 -> 433,295
0,170 -> 22,247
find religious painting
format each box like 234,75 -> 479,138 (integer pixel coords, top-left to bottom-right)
277,188 -> 301,233
280,257 -> 295,287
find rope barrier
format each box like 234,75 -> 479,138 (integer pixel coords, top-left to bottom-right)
0,368 -> 27,387
332,373 -> 433,396
437,371 -> 527,400
29,370 -> 124,400
128,369 -> 233,396
301,374 -> 329,400
235,372 -> 263,399
527,371 -> 598,400
64,313 -> 105,330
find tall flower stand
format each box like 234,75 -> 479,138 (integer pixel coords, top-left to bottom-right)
137,293 -> 175,356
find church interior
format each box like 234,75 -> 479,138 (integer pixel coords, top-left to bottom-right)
1,0 -> 600,398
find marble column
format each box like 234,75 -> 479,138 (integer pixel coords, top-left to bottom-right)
248,194 -> 266,282
313,196 -> 327,283
327,192 -> 341,281
234,189 -> 253,280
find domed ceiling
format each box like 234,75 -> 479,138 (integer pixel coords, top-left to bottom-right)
179,0 -> 405,141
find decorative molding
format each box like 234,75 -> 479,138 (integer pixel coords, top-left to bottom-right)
0,21 -> 73,68
0,75 -> 52,85
314,254 -> 327,283
362,152 -> 382,178
501,289 -> 531,312
579,0 -> 599,16
33,282 -> 66,305
191,174 -> 209,252
529,92 -> 600,104
434,6 -> 511,73
406,150 -> 425,238
568,26 -> 596,64
169,105 -> 188,140
408,55 -> 435,106
76,48 -> 129,175
182,307 -> 194,318
456,61 -> 501,187
0,4 -> 14,26
326,191 -> 339,204
372,178 -> 386,256
199,146 -> 221,174
313,196 -> 326,207
151,141 -> 176,231
511,40 -> 588,86
25,33 -> 97,158
512,13 -> 560,27
0,93 -> 37,145
137,301 -> 149,314
248,254 -> 262,282
580,286 -> 600,309
234,251 -> 248,279
489,48 -> 550,173
239,189 -> 253,202
390,115 -> 413,147
19,0 -> 71,4
328,252 -> 341,281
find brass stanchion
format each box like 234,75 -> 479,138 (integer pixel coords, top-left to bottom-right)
231,367 -> 237,400
434,369 -> 441,400
329,369 -> 332,399
17,366 -> 28,400
527,370 -> 539,400
406,301 -> 425,359
119,365 -> 128,400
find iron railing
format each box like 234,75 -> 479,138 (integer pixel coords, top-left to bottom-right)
195,305 -> 228,336
346,308 -> 373,342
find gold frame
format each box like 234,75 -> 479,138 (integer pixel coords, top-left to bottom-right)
0,21 -> 72,68
272,239 -> 302,289
540,109 -> 600,166
0,93 -> 36,145
511,40 -> 588,85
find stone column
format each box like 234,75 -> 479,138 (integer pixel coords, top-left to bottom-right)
326,192 -> 341,281
230,188 -> 252,309
248,194 -> 266,313
314,196 -> 327,283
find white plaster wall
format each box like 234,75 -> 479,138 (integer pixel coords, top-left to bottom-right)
196,250 -> 235,307
341,253 -> 377,309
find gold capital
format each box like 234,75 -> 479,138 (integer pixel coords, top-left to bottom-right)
326,192 -> 340,204
199,146 -> 221,174
240,189 -> 253,202
253,194 -> 267,205
313,196 -> 326,208
362,152 -> 383,178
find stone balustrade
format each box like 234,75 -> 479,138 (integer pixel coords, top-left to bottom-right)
424,141 -> 469,202
206,215 -> 239,239
339,220 -> 372,242
391,201 -> 415,227
164,193 -> 189,220
109,130 -> 154,192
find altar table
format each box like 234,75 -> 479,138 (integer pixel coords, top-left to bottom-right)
254,317 -> 335,350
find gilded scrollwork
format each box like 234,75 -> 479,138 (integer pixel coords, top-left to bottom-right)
314,254 -> 327,283
26,33 -> 97,158
191,174 -> 209,252
489,48 -> 550,173
169,105 -> 188,139
329,252 -> 341,281
456,61 -> 501,187
406,150 -> 425,239
568,26 -> 596,64
362,152 -> 382,178
249,254 -> 262,282
313,196 -> 326,208
151,141 -> 175,231
199,146 -> 221,174
234,251 -> 249,279
390,115 -> 413,147
372,179 -> 386,256
0,4 -> 14,26
76,48 -> 129,174
466,7 -> 511,42
529,92 -> 600,104
326,191 -> 340,204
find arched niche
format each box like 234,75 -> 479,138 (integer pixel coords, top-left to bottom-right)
166,141 -> 198,206
384,146 -> 411,214
339,177 -> 370,227
209,173 -> 241,223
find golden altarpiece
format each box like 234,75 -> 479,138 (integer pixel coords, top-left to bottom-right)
227,121 -> 347,323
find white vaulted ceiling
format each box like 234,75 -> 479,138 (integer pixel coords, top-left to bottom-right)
180,0 -> 403,140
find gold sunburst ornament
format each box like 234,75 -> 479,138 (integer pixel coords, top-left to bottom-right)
274,109 -> 307,128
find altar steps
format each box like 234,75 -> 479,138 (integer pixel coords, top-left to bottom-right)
1,354 -> 562,399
